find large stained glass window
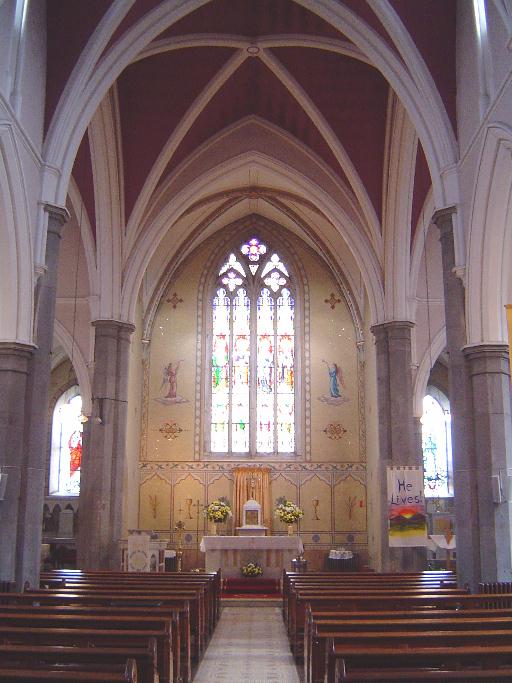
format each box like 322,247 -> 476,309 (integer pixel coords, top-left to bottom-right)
421,389 -> 453,497
49,386 -> 83,496
210,237 -> 295,454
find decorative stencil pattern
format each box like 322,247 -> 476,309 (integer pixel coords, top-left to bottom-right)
159,422 -> 184,440
324,292 -> 342,309
166,292 -> 184,309
323,423 -> 348,440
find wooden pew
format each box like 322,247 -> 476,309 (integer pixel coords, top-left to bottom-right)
41,570 -> 222,628
0,626 -> 166,683
327,642 -> 512,683
0,643 -> 156,683
46,578 -> 214,637
288,587 -> 470,656
0,602 -> 190,683
309,618 -> 512,683
0,658 -> 137,682
0,610 -> 176,683
306,609 -> 512,683
282,570 -> 457,622
17,588 -> 205,663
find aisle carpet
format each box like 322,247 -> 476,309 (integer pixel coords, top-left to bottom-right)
193,605 -> 300,683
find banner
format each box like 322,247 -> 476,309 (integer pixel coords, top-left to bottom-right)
387,466 -> 427,547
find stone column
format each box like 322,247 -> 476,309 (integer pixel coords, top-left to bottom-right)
15,204 -> 68,589
464,343 -> 512,581
371,321 -> 425,570
433,206 -> 480,589
0,343 -> 34,583
78,319 -> 135,569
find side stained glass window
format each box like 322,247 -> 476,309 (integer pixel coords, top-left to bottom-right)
49,386 -> 83,496
421,390 -> 453,497
210,237 -> 295,454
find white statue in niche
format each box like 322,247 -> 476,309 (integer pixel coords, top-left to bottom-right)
154,359 -> 189,405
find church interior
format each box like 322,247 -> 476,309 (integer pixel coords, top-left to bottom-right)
2,0 -> 512,623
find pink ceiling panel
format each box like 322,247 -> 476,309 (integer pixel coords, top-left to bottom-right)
273,47 -> 388,221
117,47 -> 236,220
160,58 -> 351,190
159,0 -> 347,40
390,0 -> 457,133
71,130 -> 96,241
411,143 -> 432,246
342,0 -> 398,50
45,0 -> 109,133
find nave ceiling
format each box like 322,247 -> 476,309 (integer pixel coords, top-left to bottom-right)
45,0 -> 456,362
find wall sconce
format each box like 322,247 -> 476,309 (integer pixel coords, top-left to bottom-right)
0,471 -> 8,501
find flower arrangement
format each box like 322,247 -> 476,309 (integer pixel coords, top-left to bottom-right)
241,561 -> 263,577
274,497 -> 304,524
204,497 -> 232,523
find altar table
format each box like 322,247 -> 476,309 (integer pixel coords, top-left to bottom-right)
200,535 -> 304,579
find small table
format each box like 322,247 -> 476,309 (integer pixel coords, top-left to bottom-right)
326,554 -> 359,571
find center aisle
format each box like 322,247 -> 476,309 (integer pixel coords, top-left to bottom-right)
194,604 -> 301,683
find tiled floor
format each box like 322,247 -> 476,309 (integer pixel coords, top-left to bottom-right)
194,604 -> 301,683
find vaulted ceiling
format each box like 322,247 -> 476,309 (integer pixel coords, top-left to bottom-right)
47,0 -> 456,302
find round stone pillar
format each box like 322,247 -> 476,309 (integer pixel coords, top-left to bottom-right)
0,343 -> 34,583
433,207 -> 480,589
371,321 -> 425,571
464,343 -> 512,582
15,204 -> 68,589
78,319 -> 135,569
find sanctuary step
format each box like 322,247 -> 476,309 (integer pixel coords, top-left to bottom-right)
223,578 -> 280,595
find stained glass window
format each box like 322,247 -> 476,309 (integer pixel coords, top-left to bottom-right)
421,390 -> 453,497
210,237 -> 295,454
49,386 -> 83,496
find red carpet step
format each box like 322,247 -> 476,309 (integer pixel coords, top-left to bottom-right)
223,577 -> 280,595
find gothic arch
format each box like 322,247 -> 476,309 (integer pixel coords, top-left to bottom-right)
0,124 -> 33,343
467,123 -> 512,343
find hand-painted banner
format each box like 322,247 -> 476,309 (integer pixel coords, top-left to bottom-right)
387,466 -> 427,547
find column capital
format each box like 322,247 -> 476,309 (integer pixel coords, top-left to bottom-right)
0,342 -> 35,372
463,343 -> 510,376
92,319 -> 136,338
370,320 -> 414,339
42,203 -> 70,236
432,206 -> 457,236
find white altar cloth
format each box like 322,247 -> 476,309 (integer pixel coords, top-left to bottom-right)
200,535 -> 304,578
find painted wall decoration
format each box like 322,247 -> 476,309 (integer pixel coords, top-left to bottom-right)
324,292 -> 342,309
318,360 -> 350,405
159,422 -> 184,440
387,466 -> 427,547
323,423 -> 347,440
155,360 -> 189,405
166,292 -> 184,309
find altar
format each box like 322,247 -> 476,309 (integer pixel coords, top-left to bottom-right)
200,535 -> 304,579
